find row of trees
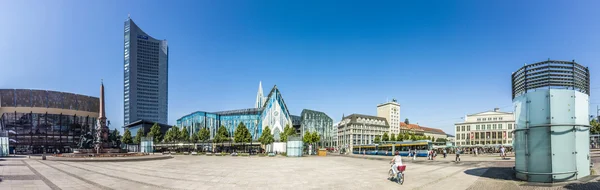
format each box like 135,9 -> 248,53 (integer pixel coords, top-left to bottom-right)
122,123 -> 213,145
374,132 -> 447,144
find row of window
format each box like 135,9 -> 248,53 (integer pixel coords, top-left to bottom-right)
136,95 -> 158,100
455,141 -> 512,146
456,131 -> 513,140
456,123 -> 514,132
476,117 -> 504,121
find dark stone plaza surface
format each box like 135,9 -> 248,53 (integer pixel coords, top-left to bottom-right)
0,154 -> 599,190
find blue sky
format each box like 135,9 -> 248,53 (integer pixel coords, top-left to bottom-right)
1,0 -> 599,135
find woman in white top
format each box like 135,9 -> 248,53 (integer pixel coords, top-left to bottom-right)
391,152 -> 404,175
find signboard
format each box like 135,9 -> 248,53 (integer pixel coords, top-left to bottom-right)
137,35 -> 148,40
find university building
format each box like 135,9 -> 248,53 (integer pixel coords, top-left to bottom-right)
454,108 -> 515,146
176,82 -> 333,146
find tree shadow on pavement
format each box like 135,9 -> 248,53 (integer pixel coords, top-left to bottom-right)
464,167 -> 517,180
563,179 -> 600,189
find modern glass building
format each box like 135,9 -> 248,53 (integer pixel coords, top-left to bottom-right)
300,109 -> 333,147
124,16 -> 169,125
0,89 -> 99,154
177,84 -> 293,141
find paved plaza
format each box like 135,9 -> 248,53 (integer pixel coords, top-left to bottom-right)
1,155 -> 600,190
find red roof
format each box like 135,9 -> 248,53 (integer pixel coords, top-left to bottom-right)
399,122 -> 445,134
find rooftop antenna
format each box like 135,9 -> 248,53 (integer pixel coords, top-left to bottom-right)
128,13 -> 131,19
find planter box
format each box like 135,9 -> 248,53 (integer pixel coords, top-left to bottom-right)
206,153 -> 213,156
191,152 -> 198,155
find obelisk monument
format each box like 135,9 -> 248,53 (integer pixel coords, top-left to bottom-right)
95,81 -> 110,154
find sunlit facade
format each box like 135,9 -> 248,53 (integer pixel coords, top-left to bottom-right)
124,16 -> 169,125
0,89 -> 99,154
300,109 -> 333,147
177,84 -> 293,141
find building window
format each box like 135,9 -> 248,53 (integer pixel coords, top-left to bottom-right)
508,124 -> 512,130
476,125 -> 479,130
461,126 -> 465,131
467,126 -> 470,131
483,118 -> 486,121
477,118 -> 481,121
498,124 -> 502,129
487,124 -> 491,130
456,126 -> 460,132
493,124 -> 496,130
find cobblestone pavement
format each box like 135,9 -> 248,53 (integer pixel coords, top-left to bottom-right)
1,155 -> 599,189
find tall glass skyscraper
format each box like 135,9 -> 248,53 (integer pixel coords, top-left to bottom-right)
123,16 -> 168,125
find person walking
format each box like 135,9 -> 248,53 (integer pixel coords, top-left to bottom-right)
474,147 -> 478,157
413,150 -> 417,160
443,149 -> 447,158
455,148 -> 461,162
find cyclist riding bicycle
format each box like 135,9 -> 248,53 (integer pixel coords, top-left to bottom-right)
390,152 -> 404,175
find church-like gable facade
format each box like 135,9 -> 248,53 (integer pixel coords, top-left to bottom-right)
177,82 -> 293,141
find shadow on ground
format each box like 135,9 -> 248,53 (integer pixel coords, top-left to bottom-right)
563,179 -> 600,189
464,167 -> 517,180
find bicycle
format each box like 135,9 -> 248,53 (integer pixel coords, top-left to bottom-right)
388,164 -> 405,185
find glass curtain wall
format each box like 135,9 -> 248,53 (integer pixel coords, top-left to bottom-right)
0,112 -> 97,154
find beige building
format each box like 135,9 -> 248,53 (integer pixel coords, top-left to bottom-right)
399,122 -> 448,140
337,114 -> 389,150
377,99 -> 400,134
454,108 -> 515,146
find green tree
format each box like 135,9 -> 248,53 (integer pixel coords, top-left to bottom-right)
198,127 -> 210,142
172,127 -> 181,142
122,128 -> 133,144
134,128 -> 144,144
234,122 -> 252,152
147,123 -> 163,144
281,124 -> 295,142
311,131 -> 320,147
179,126 -> 190,142
109,128 -> 121,148
397,133 -> 404,141
197,127 -> 211,152
258,126 -> 274,147
163,128 -> 173,143
591,119 -> 600,134
382,132 -> 389,142
404,118 -> 410,125
390,133 -> 396,141
410,134 -> 416,141
302,131 -> 312,144
191,133 -> 199,143
215,125 -> 229,150
374,136 -> 381,144
163,127 -> 179,143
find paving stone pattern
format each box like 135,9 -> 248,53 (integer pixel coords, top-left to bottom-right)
0,155 -> 599,189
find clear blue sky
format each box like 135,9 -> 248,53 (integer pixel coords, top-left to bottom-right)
1,0 -> 599,135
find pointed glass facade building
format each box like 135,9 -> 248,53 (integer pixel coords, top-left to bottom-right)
176,82 -> 294,141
